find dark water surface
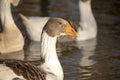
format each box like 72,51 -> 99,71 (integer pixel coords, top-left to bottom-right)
1,0 -> 120,80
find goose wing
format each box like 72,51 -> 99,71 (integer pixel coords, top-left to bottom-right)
0,59 -> 46,80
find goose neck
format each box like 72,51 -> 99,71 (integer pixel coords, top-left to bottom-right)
40,31 -> 57,62
40,31 -> 63,80
79,0 -> 93,22
0,0 -> 14,26
78,0 -> 97,30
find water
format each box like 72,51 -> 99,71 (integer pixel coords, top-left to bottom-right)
1,0 -> 120,80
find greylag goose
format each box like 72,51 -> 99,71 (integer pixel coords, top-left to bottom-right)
19,0 -> 97,42
0,18 -> 78,80
0,0 -> 24,54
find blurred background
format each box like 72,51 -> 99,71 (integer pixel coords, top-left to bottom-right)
2,0 -> 120,80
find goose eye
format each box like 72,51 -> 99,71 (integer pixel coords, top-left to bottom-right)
58,22 -> 62,25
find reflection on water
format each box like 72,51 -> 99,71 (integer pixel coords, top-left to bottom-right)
60,39 -> 97,80
76,39 -> 97,66
0,0 -> 120,80
24,41 -> 41,61
0,50 -> 24,60
77,39 -> 97,80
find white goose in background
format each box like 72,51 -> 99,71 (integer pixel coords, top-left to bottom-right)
0,18 -> 78,80
19,0 -> 97,42
76,0 -> 97,41
0,0 -> 24,54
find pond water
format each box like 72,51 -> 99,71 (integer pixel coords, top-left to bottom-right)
1,0 -> 120,80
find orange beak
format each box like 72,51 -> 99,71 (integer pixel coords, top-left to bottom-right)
65,24 -> 79,37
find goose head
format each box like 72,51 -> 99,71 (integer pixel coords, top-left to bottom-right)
43,18 -> 79,37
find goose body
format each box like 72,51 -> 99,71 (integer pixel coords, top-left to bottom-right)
19,14 -> 50,41
0,18 -> 78,80
0,0 -> 24,54
20,0 -> 97,42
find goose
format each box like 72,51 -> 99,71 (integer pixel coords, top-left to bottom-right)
19,0 -> 97,42
0,18 -> 78,80
0,0 -> 24,54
